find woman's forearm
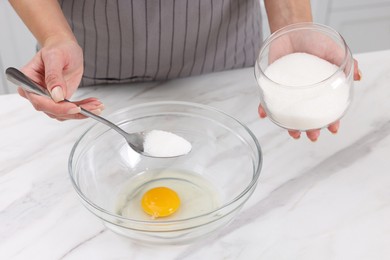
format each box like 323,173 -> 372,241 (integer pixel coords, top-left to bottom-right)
264,0 -> 313,33
9,0 -> 76,46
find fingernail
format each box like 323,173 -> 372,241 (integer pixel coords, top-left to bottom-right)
307,130 -> 320,142
97,104 -> 105,111
90,109 -> 102,115
328,126 -> 338,134
67,107 -> 81,114
358,69 -> 362,81
309,135 -> 319,142
50,86 -> 65,102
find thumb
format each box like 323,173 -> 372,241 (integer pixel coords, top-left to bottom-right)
43,51 -> 67,102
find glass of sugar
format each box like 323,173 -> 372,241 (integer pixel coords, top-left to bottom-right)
255,23 -> 354,131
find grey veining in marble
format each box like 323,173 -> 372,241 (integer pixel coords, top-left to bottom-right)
1,50 -> 390,260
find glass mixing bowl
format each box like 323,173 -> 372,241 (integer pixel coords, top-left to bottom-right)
255,23 -> 354,131
68,101 -> 262,245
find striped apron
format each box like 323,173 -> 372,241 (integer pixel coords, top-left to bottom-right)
60,0 -> 262,86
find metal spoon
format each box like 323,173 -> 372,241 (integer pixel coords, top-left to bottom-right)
5,67 -> 190,158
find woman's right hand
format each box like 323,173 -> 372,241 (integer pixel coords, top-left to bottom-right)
18,37 -> 104,120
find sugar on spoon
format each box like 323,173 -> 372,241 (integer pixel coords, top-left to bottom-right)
5,67 -> 191,158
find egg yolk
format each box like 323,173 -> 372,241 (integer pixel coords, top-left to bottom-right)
141,187 -> 180,218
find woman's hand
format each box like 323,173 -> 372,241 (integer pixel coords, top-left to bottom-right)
18,38 -> 104,120
10,0 -> 103,120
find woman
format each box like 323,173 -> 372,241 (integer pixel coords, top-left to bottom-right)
9,0 -> 361,141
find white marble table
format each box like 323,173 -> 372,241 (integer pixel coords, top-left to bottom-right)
1,50 -> 390,260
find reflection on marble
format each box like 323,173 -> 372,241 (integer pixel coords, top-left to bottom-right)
1,50 -> 390,259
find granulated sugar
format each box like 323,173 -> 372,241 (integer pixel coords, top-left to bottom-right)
258,52 -> 351,130
143,130 -> 192,157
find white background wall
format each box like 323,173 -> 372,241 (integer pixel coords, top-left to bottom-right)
0,1 -> 36,94
1,0 -> 390,94
260,0 -> 390,54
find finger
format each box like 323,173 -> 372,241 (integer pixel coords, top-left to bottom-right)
21,55 -> 46,86
44,112 -> 57,119
288,130 -> 301,139
327,121 -> 340,134
73,98 -> 105,114
258,104 -> 267,118
306,129 -> 320,142
24,87 -> 104,120
75,100 -> 105,115
44,112 -> 70,121
42,51 -> 67,102
51,107 -> 103,121
49,98 -> 104,120
17,87 -> 28,99
73,97 -> 104,108
353,59 -> 362,81
25,91 -> 81,116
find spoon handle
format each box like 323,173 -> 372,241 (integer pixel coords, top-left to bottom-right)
5,67 -> 130,139
77,107 -> 130,138
6,67 -> 51,98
